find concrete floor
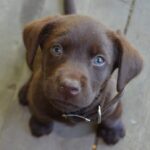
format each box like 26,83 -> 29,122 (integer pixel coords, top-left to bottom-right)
0,0 -> 149,150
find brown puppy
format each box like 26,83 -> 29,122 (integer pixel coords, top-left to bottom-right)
19,0 -> 143,145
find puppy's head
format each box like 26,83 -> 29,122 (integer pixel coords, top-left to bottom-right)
23,15 -> 143,112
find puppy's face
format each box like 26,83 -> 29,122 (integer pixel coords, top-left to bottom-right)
23,15 -> 143,113
40,16 -> 116,112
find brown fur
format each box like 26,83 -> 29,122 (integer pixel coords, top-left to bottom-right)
19,15 -> 143,144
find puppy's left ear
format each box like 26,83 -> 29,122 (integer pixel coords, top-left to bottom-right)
109,30 -> 143,92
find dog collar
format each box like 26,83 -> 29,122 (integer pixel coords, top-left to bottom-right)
61,90 -> 123,124
62,105 -> 102,124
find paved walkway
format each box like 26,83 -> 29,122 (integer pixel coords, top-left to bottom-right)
0,0 -> 149,150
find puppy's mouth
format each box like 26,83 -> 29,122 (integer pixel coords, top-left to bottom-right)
49,99 -> 81,113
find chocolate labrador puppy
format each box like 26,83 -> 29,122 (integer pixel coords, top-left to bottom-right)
19,0 -> 143,145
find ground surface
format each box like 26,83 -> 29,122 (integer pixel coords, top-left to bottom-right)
0,0 -> 149,150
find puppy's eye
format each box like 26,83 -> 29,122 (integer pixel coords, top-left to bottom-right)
50,44 -> 63,56
92,55 -> 105,67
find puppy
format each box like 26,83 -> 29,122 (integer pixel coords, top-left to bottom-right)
19,0 -> 143,145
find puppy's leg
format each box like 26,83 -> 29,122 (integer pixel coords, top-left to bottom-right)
97,102 -> 125,145
29,116 -> 54,137
18,76 -> 32,106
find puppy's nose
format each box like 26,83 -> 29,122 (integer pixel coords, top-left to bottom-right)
59,79 -> 81,96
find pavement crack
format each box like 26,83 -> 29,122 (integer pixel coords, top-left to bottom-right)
124,0 -> 137,35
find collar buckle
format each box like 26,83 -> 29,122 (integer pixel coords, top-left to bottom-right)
97,105 -> 101,124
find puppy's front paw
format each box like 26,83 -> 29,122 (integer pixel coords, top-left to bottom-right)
97,121 -> 125,145
29,117 -> 53,137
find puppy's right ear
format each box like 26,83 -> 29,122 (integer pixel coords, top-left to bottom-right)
23,16 -> 57,70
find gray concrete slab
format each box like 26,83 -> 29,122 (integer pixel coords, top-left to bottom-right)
0,0 -> 149,150
124,0 -> 150,149
76,0 -> 132,30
